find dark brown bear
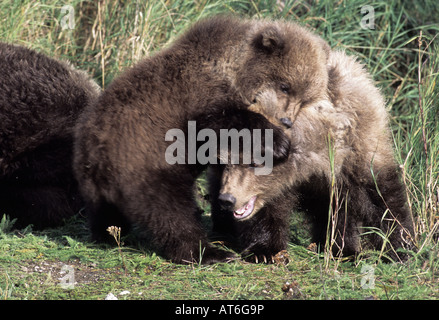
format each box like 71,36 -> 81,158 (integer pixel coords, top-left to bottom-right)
73,16 -> 331,264
211,49 -> 415,263
0,42 -> 100,229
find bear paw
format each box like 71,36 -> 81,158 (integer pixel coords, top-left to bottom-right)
270,124 -> 291,162
196,246 -> 237,265
242,248 -> 289,265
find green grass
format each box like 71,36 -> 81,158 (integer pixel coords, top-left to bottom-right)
1,0 -> 438,300
1,215 -> 438,300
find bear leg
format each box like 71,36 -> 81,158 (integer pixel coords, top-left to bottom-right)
0,137 -> 81,229
236,194 -> 295,263
0,183 -> 81,229
87,200 -> 131,243
364,165 -> 415,261
337,164 -> 415,261
298,177 -> 365,257
121,170 -> 235,265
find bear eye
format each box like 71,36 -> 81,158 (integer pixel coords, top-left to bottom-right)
280,83 -> 291,94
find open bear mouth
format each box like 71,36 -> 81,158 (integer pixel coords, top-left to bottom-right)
234,196 -> 257,220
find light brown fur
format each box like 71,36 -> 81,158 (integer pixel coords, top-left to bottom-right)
212,49 -> 415,262
247,21 -> 330,127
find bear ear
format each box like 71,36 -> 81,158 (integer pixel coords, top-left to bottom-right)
252,26 -> 286,54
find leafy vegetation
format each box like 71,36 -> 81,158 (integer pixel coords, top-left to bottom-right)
1,0 -> 438,300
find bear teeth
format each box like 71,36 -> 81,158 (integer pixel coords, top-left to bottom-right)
234,196 -> 257,220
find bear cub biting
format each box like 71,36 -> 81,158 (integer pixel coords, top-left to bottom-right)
73,16 -> 334,264
211,47 -> 415,263
0,43 -> 100,229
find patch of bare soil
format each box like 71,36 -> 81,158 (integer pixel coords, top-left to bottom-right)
18,259 -> 111,287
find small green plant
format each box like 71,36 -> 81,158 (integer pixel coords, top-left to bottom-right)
106,226 -> 127,274
0,215 -> 17,235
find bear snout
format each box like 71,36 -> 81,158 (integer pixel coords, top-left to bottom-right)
218,193 -> 237,211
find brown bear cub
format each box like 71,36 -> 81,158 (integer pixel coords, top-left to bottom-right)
211,48 -> 415,262
74,16 -> 333,264
0,43 -> 100,229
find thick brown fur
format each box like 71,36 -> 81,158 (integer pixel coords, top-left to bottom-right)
74,16 -> 334,264
211,46 -> 415,262
0,43 -> 100,229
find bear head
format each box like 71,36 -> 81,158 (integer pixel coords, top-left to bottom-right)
215,161 -> 292,221
236,20 -> 330,128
